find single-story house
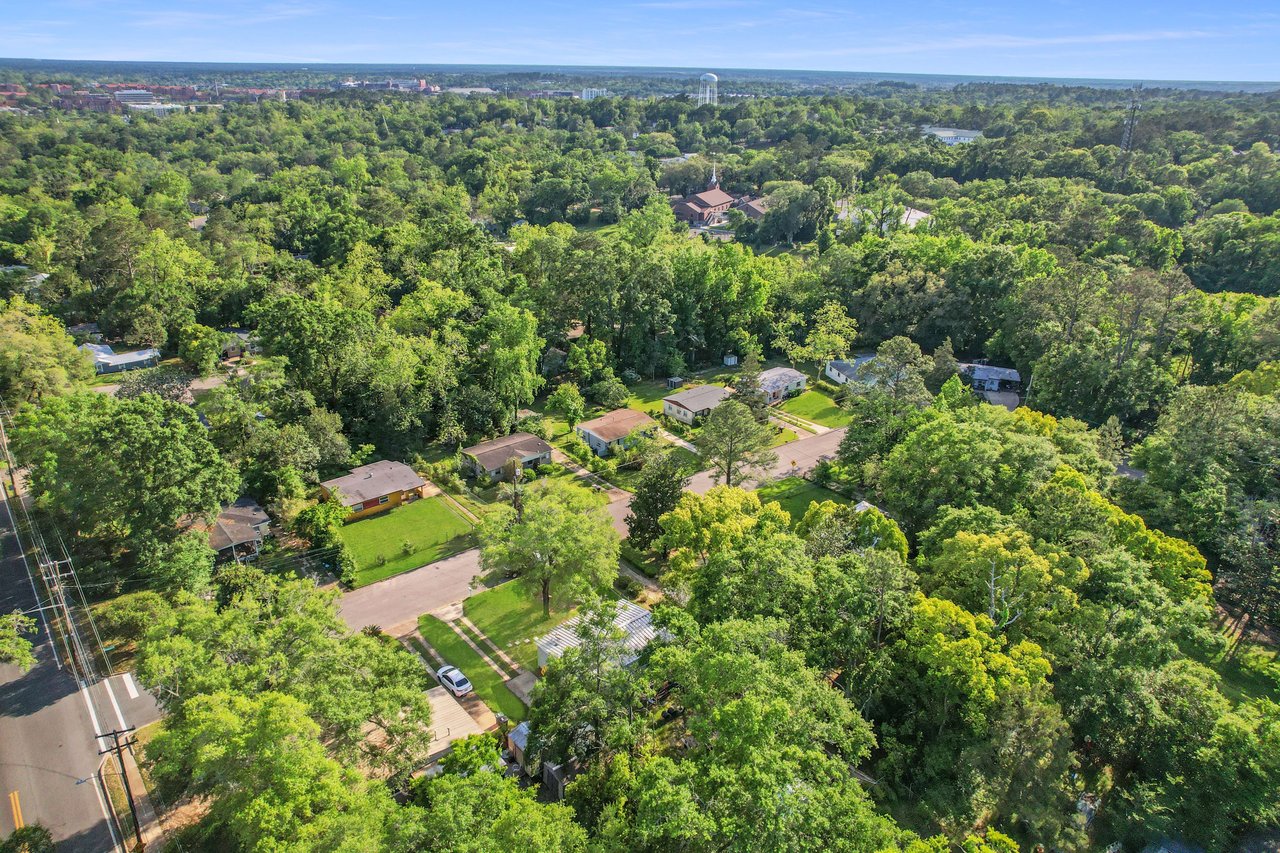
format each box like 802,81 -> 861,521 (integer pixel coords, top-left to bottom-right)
67,322 -> 102,343
663,385 -> 732,425
756,366 -> 807,404
575,409 -> 657,457
200,498 -> 272,560
958,363 -> 1021,392
921,125 -> 982,145
319,460 -> 429,521
79,343 -> 161,374
219,328 -> 260,359
507,721 -> 534,775
535,599 -> 662,670
825,355 -> 876,385
461,432 -> 553,480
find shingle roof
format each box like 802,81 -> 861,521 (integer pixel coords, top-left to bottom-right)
205,498 -> 270,551
462,432 -> 553,471
688,187 -> 734,208
577,409 -> 656,443
320,460 -> 426,507
664,384 -> 732,412
758,366 -> 806,393
536,600 -> 661,668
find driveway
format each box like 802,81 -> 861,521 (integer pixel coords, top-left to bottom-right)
339,548 -> 485,634
687,426 -> 846,493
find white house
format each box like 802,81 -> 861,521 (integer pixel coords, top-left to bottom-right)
662,385 -> 732,425
825,355 -> 877,385
756,367 -> 807,404
575,408 -> 657,457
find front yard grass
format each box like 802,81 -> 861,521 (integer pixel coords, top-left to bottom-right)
781,390 -> 851,428
417,615 -> 527,720
341,496 -> 475,588
463,581 -> 577,673
754,476 -> 850,526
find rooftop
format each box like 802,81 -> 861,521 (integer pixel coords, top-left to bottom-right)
576,408 -> 657,443
757,366 -> 807,393
320,460 -> 426,507
536,600 -> 661,668
664,384 -> 732,411
960,363 -> 1022,383
462,432 -> 554,471
204,498 -> 270,552
78,343 -> 161,367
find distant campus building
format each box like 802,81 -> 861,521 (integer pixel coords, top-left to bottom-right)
921,125 -> 982,145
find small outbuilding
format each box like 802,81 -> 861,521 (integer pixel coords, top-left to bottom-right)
662,384 -> 732,425
575,409 -> 657,457
461,432 -> 553,480
319,460 -> 429,521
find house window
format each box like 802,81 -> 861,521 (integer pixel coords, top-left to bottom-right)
378,495 -> 390,505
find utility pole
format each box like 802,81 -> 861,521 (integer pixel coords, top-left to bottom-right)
99,727 -> 144,851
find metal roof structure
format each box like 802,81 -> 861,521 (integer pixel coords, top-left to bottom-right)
535,600 -> 661,669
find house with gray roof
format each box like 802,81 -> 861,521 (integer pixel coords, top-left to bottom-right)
756,366 -> 807,404
199,498 -> 272,560
662,384 -> 732,425
461,432 -> 553,481
79,343 -> 161,374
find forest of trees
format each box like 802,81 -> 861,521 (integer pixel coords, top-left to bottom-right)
0,75 -> 1278,851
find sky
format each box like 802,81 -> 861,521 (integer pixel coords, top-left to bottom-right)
5,0 -> 1280,82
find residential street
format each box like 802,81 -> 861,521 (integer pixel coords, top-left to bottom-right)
0,489 -> 160,852
340,427 -> 847,634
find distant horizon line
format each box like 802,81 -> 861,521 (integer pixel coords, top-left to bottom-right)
2,56 -> 1278,88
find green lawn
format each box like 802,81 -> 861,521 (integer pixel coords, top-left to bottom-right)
417,615 -> 527,720
754,476 -> 850,526
623,379 -> 677,415
781,390 -> 851,428
769,426 -> 799,448
341,496 -> 475,587
463,581 -> 577,673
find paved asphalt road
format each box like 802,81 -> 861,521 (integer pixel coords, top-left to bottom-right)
340,427 -> 847,634
0,488 -> 161,852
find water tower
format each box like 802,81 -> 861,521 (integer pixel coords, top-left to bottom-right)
698,72 -> 718,107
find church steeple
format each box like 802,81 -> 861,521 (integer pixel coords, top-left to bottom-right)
708,159 -> 718,189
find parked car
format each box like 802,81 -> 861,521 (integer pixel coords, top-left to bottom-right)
437,665 -> 473,697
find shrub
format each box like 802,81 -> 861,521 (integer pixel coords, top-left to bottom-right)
400,539 -> 414,556
614,575 -> 644,599
516,414 -> 550,439
620,368 -> 641,384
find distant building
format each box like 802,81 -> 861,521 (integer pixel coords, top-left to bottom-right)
461,432 -> 553,480
663,385 -> 732,425
921,125 -> 981,145
319,460 -> 428,521
575,409 -> 657,457
958,363 -> 1021,392
671,185 -> 736,226
581,87 -> 609,100
79,343 -> 160,374
113,89 -> 156,105
755,366 -> 807,404
733,196 -> 768,221
126,103 -> 187,117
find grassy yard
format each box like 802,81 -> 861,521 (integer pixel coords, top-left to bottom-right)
417,615 -> 527,720
754,476 -> 850,526
1192,626 -> 1280,707
781,390 -> 851,428
341,496 -> 475,588
769,426 -> 799,447
464,581 -> 576,673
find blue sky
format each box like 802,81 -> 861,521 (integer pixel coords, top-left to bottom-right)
5,0 -> 1279,82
